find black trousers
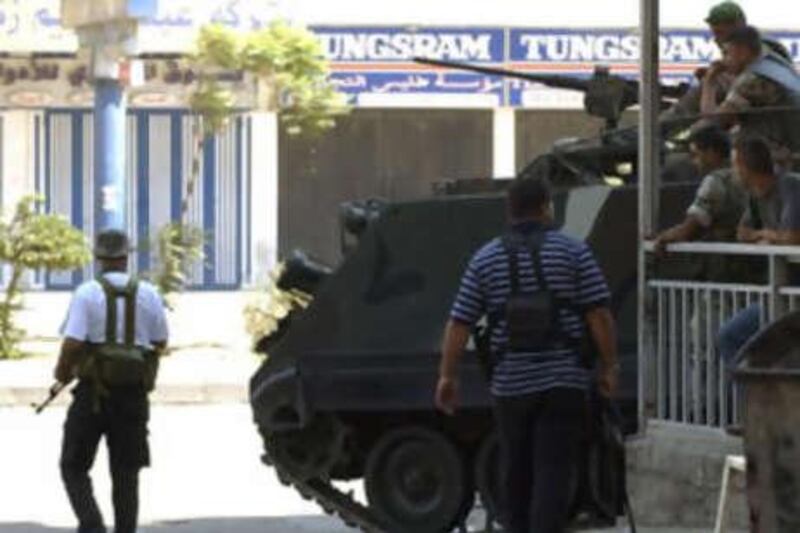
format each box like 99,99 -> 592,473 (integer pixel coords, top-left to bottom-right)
493,387 -> 586,533
60,381 -> 150,533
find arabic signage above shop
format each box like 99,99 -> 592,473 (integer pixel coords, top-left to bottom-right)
0,57 -> 253,109
0,0 -> 285,54
2,0 -> 800,109
504,28 -> 721,107
316,27 -> 507,106
317,26 -> 800,107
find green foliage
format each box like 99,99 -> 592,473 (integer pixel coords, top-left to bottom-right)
0,196 -> 91,358
194,24 -> 242,70
189,85 -> 236,136
243,263 -> 312,353
150,222 -> 205,310
155,21 -> 348,311
191,21 -> 348,138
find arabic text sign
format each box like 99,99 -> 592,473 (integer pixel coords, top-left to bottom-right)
0,58 -> 254,109
329,72 -> 505,100
0,0 -> 284,53
314,27 -> 506,106
319,26 -> 800,107
4,9 -> 800,109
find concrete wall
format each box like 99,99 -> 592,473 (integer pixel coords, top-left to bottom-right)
627,421 -> 748,529
278,108 -> 492,264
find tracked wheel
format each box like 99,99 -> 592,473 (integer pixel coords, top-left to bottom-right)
365,426 -> 472,532
262,415 -> 348,482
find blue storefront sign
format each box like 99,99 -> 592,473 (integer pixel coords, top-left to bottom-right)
505,28 -> 720,106
317,27 -> 505,63
509,29 -> 722,64
328,71 -> 504,98
313,26 -> 800,107
314,27 -> 507,104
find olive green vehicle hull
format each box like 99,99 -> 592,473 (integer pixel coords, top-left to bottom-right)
249,181 -> 695,532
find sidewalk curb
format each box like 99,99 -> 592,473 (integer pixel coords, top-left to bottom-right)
0,383 -> 249,409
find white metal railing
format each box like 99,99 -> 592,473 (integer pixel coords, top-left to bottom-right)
641,242 -> 800,428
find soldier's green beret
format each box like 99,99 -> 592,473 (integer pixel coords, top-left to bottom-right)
705,2 -> 746,24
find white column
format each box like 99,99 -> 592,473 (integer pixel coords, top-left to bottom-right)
1,110 -> 39,288
248,111 -> 279,286
492,107 -> 516,179
1,110 -> 37,211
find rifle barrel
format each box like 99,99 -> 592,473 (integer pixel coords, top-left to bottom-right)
32,382 -> 66,414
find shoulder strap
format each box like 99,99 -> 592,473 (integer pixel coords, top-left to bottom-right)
524,231 -> 548,291
124,279 -> 138,347
96,277 -> 118,344
96,276 -> 138,346
528,231 -> 585,317
501,234 -> 521,295
749,55 -> 800,95
502,231 -> 549,294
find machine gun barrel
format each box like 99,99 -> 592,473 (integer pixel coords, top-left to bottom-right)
414,56 -> 590,92
413,57 -> 687,101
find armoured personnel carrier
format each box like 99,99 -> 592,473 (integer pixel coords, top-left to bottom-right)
249,61 -> 699,532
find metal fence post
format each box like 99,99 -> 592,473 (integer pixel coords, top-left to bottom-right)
638,0 -> 661,429
769,253 -> 788,321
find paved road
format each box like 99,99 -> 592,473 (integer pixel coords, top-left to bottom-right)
0,403 -> 354,533
0,403 -> 711,533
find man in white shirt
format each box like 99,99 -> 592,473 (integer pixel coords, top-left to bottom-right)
54,229 -> 168,533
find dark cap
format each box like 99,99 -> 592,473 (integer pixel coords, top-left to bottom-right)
705,1 -> 746,24
94,229 -> 130,259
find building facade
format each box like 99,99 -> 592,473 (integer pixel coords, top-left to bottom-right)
0,1 -> 277,288
1,0 -> 799,285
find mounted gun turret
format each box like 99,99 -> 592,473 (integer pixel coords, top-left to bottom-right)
414,57 -> 689,130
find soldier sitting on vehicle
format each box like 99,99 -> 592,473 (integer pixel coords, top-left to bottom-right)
692,25 -> 800,173
661,1 -> 792,122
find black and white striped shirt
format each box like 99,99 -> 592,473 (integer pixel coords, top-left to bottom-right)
450,221 -> 610,397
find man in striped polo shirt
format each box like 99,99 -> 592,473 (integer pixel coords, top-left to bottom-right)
435,175 -> 618,533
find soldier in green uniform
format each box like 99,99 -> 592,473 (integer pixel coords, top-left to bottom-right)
694,25 -> 800,172
662,2 -> 792,122
705,2 -> 790,61
654,125 -> 745,259
653,127 -> 750,394
54,230 -> 168,533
